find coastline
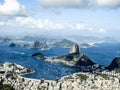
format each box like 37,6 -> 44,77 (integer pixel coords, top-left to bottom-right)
1,62 -> 120,90
19,70 -> 35,76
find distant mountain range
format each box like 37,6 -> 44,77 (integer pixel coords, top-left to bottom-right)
0,37 -> 75,49
67,35 -> 119,44
0,36 -> 119,50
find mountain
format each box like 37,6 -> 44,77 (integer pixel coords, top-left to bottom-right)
4,37 -> 75,49
53,53 -> 95,67
32,44 -> 95,67
32,41 -> 49,49
80,43 -> 91,48
53,39 -> 75,48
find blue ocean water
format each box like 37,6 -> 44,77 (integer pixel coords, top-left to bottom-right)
81,42 -> 120,65
0,42 -> 120,80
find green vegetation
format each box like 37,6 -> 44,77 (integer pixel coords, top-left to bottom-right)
81,55 -> 90,61
0,84 -> 15,90
95,73 -> 110,80
61,53 -> 80,61
0,64 -> 3,67
114,68 -> 120,73
76,74 -> 89,81
64,76 -> 74,80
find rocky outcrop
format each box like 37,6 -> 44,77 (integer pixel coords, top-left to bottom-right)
107,57 -> 120,72
1,70 -> 120,90
1,62 -> 120,90
69,44 -> 80,54
0,62 -> 34,75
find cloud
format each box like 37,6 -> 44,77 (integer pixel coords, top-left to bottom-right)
98,28 -> 106,33
16,17 -> 87,30
39,0 -> 91,8
97,0 -> 120,8
38,0 -> 120,9
0,16 -> 107,37
0,0 -> 26,16
15,17 -> 106,35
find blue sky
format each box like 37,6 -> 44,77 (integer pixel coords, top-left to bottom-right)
0,0 -> 120,38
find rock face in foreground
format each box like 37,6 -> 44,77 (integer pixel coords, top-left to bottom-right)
0,62 -> 34,75
69,44 -> 80,54
1,69 -> 120,90
107,57 -> 120,72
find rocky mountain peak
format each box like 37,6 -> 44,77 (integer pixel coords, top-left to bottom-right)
69,44 -> 80,54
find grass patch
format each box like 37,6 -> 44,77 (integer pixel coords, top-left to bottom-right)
95,73 -> 110,80
76,74 -> 89,81
64,76 -> 74,80
114,68 -> 120,73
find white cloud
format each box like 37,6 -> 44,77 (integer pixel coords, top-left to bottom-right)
0,16 -> 107,37
0,0 -> 26,16
38,0 -> 120,9
39,0 -> 91,8
98,28 -> 106,33
15,17 -> 106,35
75,23 -> 86,30
0,22 -> 5,26
97,0 -> 120,8
16,17 -> 87,30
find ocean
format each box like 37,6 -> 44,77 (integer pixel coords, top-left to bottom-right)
0,42 -> 120,80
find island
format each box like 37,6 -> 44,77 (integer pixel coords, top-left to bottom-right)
32,44 -> 97,68
32,52 -> 46,59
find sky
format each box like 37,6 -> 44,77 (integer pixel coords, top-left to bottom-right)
0,0 -> 120,38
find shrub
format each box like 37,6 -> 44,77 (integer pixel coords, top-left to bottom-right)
0,84 -> 15,90
95,73 -> 110,80
76,74 -> 89,81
